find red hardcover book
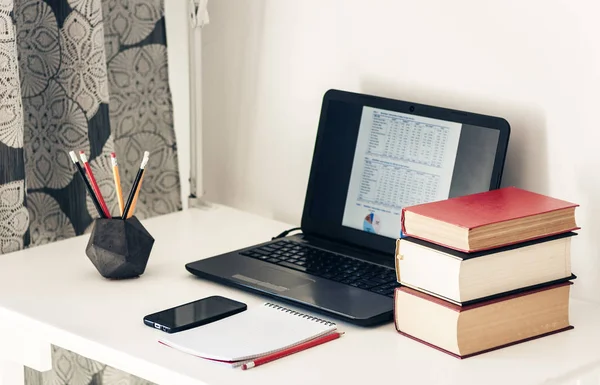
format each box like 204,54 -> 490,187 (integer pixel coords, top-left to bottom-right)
394,281 -> 574,359
401,186 -> 579,252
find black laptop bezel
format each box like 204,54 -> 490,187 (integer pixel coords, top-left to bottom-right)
300,89 -> 511,257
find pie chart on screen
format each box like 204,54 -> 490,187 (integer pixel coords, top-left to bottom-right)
363,213 -> 381,234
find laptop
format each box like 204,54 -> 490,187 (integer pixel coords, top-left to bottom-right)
186,89 -> 510,326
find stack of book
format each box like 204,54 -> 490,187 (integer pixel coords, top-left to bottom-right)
394,186 -> 580,359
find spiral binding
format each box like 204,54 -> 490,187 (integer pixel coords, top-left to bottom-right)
264,303 -> 336,327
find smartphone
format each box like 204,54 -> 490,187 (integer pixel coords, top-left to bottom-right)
143,296 -> 247,333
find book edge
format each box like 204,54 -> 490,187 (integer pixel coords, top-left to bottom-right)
396,280 -> 574,311
403,227 -> 581,253
399,231 -> 578,260
402,187 -> 580,230
406,205 -> 580,230
394,325 -> 575,359
397,274 -> 577,307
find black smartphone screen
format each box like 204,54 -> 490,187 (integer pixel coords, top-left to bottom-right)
144,296 -> 247,333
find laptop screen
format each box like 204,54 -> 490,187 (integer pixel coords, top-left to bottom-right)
301,90 -> 510,255
341,106 -> 500,239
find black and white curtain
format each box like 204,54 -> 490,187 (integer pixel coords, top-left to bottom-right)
1,0 -> 181,383
1,0 -> 182,253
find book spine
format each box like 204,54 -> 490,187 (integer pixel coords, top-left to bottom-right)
400,207 -> 407,235
395,239 -> 402,283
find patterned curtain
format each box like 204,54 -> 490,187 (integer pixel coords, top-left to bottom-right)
0,0 -> 181,251
0,0 -> 181,383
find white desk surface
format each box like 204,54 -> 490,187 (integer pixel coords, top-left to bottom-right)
1,204 -> 600,385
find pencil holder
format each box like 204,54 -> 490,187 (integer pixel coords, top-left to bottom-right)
85,216 -> 154,279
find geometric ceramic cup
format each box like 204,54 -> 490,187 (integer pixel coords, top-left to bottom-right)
85,216 -> 154,279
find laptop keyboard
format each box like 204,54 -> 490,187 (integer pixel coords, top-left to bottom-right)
240,239 -> 399,298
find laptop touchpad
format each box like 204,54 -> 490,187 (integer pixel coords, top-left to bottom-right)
231,265 -> 314,293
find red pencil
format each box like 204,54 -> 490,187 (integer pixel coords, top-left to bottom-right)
241,331 -> 343,370
79,151 -> 111,218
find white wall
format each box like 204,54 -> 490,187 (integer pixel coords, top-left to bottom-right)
201,0 -> 600,303
165,1 -> 191,210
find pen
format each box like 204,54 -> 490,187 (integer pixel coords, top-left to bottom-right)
241,331 -> 343,370
69,151 -> 105,218
122,151 -> 149,219
79,151 -> 112,219
111,152 -> 125,216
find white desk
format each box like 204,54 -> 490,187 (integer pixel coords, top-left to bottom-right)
1,204 -> 600,385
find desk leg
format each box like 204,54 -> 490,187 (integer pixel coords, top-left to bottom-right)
0,323 -> 52,385
0,360 -> 24,385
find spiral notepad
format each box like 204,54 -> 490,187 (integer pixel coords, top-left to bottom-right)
159,302 -> 337,363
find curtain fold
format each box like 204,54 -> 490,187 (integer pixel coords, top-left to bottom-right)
0,0 -> 29,253
0,0 -> 181,251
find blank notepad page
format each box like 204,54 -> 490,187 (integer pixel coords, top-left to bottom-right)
159,303 -> 337,362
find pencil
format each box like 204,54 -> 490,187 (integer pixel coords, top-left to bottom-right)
111,152 -> 125,217
127,171 -> 145,219
122,151 -> 149,220
241,331 -> 343,370
69,151 -> 105,218
79,151 -> 112,219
